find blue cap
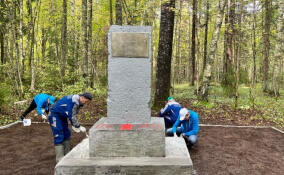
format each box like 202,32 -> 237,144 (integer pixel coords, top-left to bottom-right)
49,96 -> 55,105
80,92 -> 93,100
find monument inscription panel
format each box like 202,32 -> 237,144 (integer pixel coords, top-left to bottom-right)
112,32 -> 149,58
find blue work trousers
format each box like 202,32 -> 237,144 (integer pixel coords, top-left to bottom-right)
48,113 -> 71,145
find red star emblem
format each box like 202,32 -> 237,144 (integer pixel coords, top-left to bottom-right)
120,124 -> 134,130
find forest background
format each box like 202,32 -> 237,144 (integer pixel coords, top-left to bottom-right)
0,0 -> 283,129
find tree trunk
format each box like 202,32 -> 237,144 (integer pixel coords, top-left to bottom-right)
61,0 -> 67,77
88,0 -> 94,87
203,0 -> 209,74
28,0 -> 35,92
272,0 -> 283,97
0,31 -> 4,64
176,0 -> 182,85
14,5 -> 24,97
82,0 -> 89,86
234,0 -> 244,108
41,28 -> 47,62
263,0 -> 271,92
222,0 -> 236,96
153,0 -> 175,108
187,2 -> 191,82
19,0 -> 24,72
252,0 -> 257,86
115,0 -> 122,25
223,5 -> 228,75
191,0 -> 197,86
71,0 -> 75,16
200,0 -> 227,101
10,23 -> 19,94
110,0 -> 113,25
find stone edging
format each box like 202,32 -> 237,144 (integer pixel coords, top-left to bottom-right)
0,121 -> 20,129
199,124 -> 284,134
1,122 -> 283,134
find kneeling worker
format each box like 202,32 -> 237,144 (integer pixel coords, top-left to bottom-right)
48,92 -> 92,163
166,108 -> 199,149
158,96 -> 181,129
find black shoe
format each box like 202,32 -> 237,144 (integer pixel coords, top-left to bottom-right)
19,115 -> 25,121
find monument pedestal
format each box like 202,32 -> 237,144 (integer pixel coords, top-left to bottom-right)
89,117 -> 165,157
55,137 -> 193,175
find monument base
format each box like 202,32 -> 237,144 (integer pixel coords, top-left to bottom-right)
89,117 -> 165,157
55,137 -> 193,175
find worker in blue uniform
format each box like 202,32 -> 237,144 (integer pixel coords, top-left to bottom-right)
166,108 -> 199,150
158,96 -> 181,129
20,93 -> 55,121
48,92 -> 92,163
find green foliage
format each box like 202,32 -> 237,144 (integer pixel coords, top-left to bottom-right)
239,68 -> 250,84
192,100 -> 215,109
0,83 -> 10,109
84,111 -> 91,121
0,65 -> 12,110
173,83 -> 284,128
0,115 -> 13,126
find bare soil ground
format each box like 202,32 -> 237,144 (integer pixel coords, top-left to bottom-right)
0,99 -> 283,174
0,123 -> 283,175
190,126 -> 284,175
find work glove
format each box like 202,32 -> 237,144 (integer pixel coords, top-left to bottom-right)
41,114 -> 47,120
80,126 -> 86,133
72,126 -> 81,133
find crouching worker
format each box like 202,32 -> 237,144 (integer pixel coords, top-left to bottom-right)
158,96 -> 181,129
48,92 -> 92,163
20,93 -> 55,121
166,108 -> 199,150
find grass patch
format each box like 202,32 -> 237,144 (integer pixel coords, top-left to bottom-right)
171,83 -> 284,128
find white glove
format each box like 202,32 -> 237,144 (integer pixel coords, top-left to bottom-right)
80,126 -> 86,133
41,114 -> 47,120
72,126 -> 80,133
174,133 -> 178,138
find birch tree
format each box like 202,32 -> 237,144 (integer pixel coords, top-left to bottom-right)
200,0 -> 227,101
263,0 -> 271,92
82,0 -> 88,86
272,0 -> 283,97
61,0 -> 67,77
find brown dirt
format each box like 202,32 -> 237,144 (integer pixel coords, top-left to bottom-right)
1,123 -> 283,175
0,123 -> 93,175
1,98 -> 283,174
190,126 -> 284,175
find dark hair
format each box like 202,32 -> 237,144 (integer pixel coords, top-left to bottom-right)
79,92 -> 92,100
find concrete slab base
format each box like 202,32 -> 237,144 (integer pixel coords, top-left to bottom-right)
55,137 -> 193,175
89,117 -> 165,157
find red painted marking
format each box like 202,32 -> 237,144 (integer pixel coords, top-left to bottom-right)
99,124 -> 104,128
139,124 -> 144,128
150,124 -> 155,129
120,124 -> 134,130
144,124 -> 149,128
157,124 -> 161,130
